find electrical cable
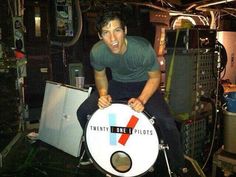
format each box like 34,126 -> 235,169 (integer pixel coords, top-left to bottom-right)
217,41 -> 227,72
212,40 -> 227,80
220,66 -> 227,79
7,0 -> 14,19
201,96 -> 218,170
222,9 -> 236,17
201,43 -> 223,170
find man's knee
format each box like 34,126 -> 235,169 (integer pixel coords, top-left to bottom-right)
76,103 -> 88,128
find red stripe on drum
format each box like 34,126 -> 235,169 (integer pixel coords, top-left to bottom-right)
118,115 -> 139,145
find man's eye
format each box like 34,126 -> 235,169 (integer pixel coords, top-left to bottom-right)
102,31 -> 108,36
115,28 -> 122,32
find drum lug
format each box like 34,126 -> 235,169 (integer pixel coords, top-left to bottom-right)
149,117 -> 156,125
86,114 -> 91,120
159,143 -> 169,151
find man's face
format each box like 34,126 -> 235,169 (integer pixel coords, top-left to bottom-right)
99,19 -> 127,55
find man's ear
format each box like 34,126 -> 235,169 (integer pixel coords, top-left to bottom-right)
124,26 -> 127,35
98,32 -> 102,40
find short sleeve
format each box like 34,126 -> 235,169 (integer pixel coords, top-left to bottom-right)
90,48 -> 105,71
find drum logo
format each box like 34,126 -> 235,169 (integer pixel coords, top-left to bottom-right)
109,114 -> 138,146
88,112 -> 154,146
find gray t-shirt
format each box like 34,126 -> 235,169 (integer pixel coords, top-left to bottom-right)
90,36 -> 160,82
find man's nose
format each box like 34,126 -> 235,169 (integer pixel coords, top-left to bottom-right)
110,32 -> 116,41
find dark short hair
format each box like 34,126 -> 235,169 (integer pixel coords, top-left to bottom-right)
96,7 -> 126,35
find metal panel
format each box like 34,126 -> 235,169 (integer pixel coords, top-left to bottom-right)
38,81 -> 91,157
165,49 -> 216,118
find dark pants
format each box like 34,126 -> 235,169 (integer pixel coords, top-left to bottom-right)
77,80 -> 184,174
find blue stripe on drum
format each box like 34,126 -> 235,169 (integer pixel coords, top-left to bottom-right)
109,113 -> 116,145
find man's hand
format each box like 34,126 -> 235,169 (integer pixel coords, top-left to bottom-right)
98,95 -> 112,109
128,98 -> 144,112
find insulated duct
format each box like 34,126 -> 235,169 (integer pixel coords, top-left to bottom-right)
51,0 -> 82,47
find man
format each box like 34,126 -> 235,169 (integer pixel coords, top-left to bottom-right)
77,8 -> 185,176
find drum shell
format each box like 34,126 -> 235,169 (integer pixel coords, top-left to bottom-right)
85,103 -> 159,177
223,109 -> 236,154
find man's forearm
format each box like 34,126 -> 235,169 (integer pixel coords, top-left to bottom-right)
138,71 -> 161,104
96,82 -> 108,96
94,70 -> 109,97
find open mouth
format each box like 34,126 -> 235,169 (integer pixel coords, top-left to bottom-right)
112,41 -> 119,48
110,41 -> 119,52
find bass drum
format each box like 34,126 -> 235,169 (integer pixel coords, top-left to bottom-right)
85,103 -> 159,177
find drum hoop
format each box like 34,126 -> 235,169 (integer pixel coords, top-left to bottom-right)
110,101 -> 153,118
84,102 -> 159,177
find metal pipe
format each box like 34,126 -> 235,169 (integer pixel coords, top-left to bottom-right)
196,0 -> 236,11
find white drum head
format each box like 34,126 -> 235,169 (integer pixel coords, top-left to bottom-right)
85,103 -> 159,177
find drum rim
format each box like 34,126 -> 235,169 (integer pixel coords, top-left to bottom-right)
84,102 -> 159,177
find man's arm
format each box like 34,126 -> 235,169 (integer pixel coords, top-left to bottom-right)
138,70 -> 161,104
94,69 -> 112,108
94,69 -> 108,96
128,70 -> 161,112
